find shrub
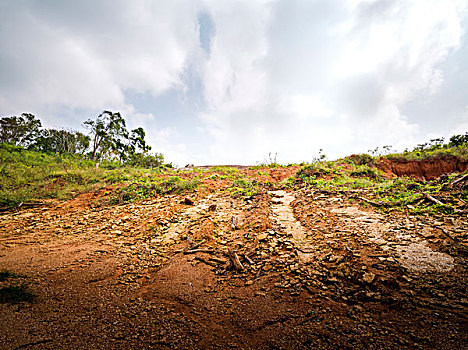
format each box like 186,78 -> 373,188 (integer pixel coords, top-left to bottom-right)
350,165 -> 379,179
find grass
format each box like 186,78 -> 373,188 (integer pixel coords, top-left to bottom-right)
230,178 -> 261,197
295,157 -> 465,215
386,140 -> 468,161
0,143 -> 168,208
208,166 -> 238,174
108,176 -> 200,204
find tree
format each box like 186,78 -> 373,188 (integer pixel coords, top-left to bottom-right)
32,129 -> 90,154
0,113 -> 42,146
83,111 -> 128,160
448,133 -> 468,147
129,127 -> 151,154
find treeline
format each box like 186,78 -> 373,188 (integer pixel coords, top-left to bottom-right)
0,111 -> 165,168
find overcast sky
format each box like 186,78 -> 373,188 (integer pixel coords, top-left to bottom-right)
1,0 -> 467,165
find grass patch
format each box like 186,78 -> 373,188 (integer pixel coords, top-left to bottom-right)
349,165 -> 380,179
109,176 -> 200,204
296,160 -> 465,215
230,178 -> 261,197
208,166 -> 238,175
0,143 -> 168,207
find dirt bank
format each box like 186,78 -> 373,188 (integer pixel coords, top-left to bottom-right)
377,155 -> 468,180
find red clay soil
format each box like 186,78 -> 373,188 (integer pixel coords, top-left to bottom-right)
0,166 -> 467,349
377,156 -> 468,181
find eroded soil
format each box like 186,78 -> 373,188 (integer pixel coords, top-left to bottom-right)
0,167 -> 467,349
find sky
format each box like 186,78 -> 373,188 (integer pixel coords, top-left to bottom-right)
0,0 -> 467,166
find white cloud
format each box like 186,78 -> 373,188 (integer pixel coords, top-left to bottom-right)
196,0 -> 466,164
0,0 -> 466,165
0,0 -> 200,118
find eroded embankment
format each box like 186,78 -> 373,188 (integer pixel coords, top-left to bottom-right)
378,156 -> 468,180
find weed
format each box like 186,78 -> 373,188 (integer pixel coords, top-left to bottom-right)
109,176 -> 200,204
230,178 -> 260,197
208,166 -> 238,174
349,165 -> 380,179
347,154 -> 375,166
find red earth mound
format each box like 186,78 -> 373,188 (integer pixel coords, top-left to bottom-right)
377,155 -> 468,181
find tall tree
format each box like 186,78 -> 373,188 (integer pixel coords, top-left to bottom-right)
32,129 -> 90,154
83,111 -> 128,160
0,113 -> 42,146
129,127 -> 151,154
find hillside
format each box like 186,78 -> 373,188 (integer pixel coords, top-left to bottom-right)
0,145 -> 468,349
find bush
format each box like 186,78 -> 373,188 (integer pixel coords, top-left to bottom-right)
350,165 -> 379,179
347,154 -> 374,166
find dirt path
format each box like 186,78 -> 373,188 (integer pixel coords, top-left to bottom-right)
1,169 -> 467,349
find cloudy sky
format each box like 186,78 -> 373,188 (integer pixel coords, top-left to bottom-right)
1,0 -> 467,165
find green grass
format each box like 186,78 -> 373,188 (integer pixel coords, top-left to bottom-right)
108,176 -> 200,204
208,166 -> 238,174
296,159 -> 465,215
0,143 -> 168,207
386,143 -> 468,161
230,178 -> 261,197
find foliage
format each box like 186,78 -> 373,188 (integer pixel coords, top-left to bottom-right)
349,165 -> 380,179
0,143 -> 169,207
0,113 -> 42,147
387,133 -> 468,161
32,128 -> 90,154
230,178 -> 260,197
110,176 -> 200,204
83,110 -> 129,160
296,157 -> 465,215
347,153 -> 375,166
208,166 -> 238,174
448,133 -> 468,147
126,152 -> 164,168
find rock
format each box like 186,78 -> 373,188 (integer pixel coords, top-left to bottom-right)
183,198 -> 194,205
257,232 -> 269,242
329,255 -> 343,264
362,272 -> 376,284
208,204 -> 217,211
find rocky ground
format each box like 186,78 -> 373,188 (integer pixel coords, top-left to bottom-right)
0,166 -> 467,349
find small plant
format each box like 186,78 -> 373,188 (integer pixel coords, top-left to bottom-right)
349,165 -> 379,179
347,153 -> 374,166
257,152 -> 282,168
109,176 -> 200,204
230,178 -> 260,197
